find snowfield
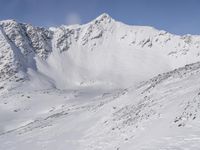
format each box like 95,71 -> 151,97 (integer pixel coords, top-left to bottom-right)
1,14 -> 200,150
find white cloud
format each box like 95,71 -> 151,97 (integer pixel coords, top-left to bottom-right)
66,13 -> 81,25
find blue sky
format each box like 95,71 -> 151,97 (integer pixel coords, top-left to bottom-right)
0,0 -> 199,35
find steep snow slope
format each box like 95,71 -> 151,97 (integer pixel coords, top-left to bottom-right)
0,19 -> 52,91
83,62 -> 200,150
1,62 -> 200,150
1,14 -> 200,90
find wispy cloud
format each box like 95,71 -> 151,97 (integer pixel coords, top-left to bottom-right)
66,13 -> 81,25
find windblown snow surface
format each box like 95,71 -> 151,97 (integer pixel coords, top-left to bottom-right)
1,14 -> 200,150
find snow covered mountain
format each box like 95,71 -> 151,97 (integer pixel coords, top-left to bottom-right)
1,13 -> 200,150
1,13 -> 200,90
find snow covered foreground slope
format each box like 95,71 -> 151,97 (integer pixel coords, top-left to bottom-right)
1,13 -> 200,150
1,61 -> 200,150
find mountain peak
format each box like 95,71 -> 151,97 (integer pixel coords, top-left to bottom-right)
0,19 -> 18,26
96,13 -> 111,19
92,13 -> 113,24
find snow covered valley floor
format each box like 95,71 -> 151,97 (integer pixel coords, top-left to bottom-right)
1,62 -> 200,150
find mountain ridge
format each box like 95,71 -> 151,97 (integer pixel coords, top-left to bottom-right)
1,13 -> 200,90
